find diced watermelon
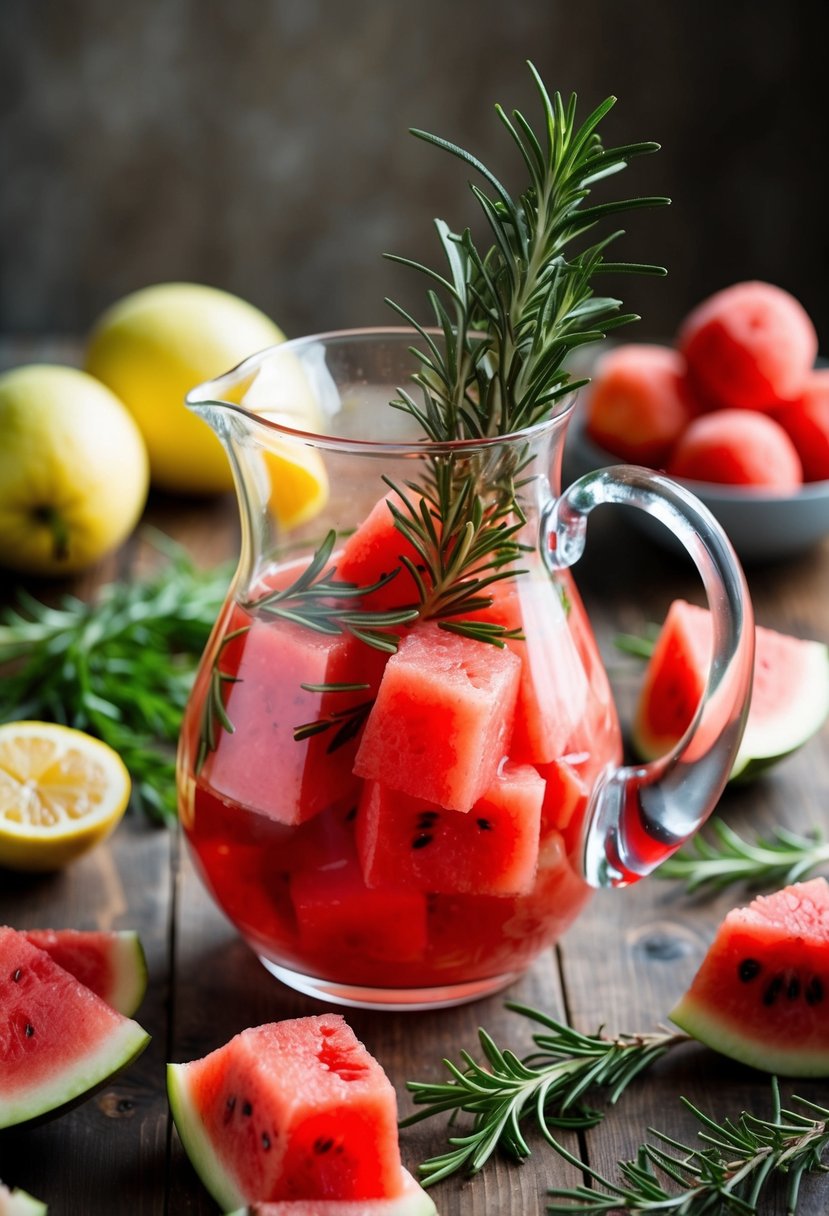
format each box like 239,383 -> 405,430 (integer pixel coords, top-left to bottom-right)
167,1015 -> 404,1210
290,861 -> 428,967
670,878 -> 829,1075
335,493 -> 430,610
475,567 -> 590,764
356,762 -> 544,896
226,1169 -> 437,1214
22,928 -> 147,1017
353,623 -> 521,812
204,609 -> 386,825
537,758 -> 588,836
0,927 -> 149,1129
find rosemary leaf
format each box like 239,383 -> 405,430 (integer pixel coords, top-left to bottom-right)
659,820 -> 829,895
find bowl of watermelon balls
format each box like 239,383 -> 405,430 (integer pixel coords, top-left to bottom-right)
566,280 -> 829,562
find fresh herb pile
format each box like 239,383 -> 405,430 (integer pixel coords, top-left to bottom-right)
0,531 -> 232,822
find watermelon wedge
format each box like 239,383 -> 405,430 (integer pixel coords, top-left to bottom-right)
0,1181 -> 47,1216
633,599 -> 829,780
168,1015 -> 404,1211
670,878 -> 829,1076
0,926 -> 150,1129
21,928 -> 147,1016
225,1169 -> 437,1214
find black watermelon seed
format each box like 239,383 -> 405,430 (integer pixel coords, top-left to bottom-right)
787,976 -> 801,1001
763,975 -> 784,1006
476,818 -> 493,831
738,958 -> 762,982
242,1100 -> 253,1117
806,977 -> 824,1006
344,806 -> 357,823
262,1132 -> 271,1151
24,1023 -> 34,1037
417,812 -> 439,828
412,834 -> 433,850
314,1137 -> 334,1154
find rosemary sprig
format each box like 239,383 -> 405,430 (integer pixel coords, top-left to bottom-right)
293,683 -> 374,752
247,529 -> 418,653
546,1079 -> 829,1214
0,530 -> 232,822
402,1002 -> 687,1186
659,820 -> 829,895
195,627 -> 247,775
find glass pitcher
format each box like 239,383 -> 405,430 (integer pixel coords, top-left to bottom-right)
176,328 -> 754,1010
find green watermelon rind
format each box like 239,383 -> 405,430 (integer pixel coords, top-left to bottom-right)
222,1168 -> 438,1214
167,1061 -> 245,1212
0,1182 -> 48,1215
670,991 -> 829,1078
0,1016 -> 150,1131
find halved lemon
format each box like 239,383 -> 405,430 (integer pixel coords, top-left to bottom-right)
264,441 -> 329,530
0,722 -> 131,872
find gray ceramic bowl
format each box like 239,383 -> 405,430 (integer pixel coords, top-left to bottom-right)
563,407 -> 829,564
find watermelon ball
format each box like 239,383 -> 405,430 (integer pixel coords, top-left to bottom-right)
678,281 -> 818,411
773,369 -> 829,482
667,409 -> 803,491
584,343 -> 696,466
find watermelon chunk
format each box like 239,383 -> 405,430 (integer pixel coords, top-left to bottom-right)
353,623 -> 521,812
670,878 -> 829,1075
21,928 -> 147,1017
290,861 -> 428,967
335,492 -> 432,610
0,1182 -> 47,1216
537,758 -> 588,836
0,926 -> 150,1129
167,1014 -> 404,1210
356,762 -> 544,896
633,599 -> 829,779
225,1169 -> 436,1214
204,610 -> 387,825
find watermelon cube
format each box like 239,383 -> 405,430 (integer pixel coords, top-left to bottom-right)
335,492 -> 430,610
537,758 -> 588,836
472,566 -> 589,765
290,860 -> 428,964
205,611 -> 386,825
356,762 -> 544,896
167,1014 -> 404,1208
353,623 -> 521,812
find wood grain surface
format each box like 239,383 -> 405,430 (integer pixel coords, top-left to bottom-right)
1,342 -> 828,1213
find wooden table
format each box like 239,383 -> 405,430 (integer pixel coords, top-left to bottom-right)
1,353 -> 828,1212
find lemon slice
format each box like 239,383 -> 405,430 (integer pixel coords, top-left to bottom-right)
0,722 -> 131,872
263,441 -> 329,530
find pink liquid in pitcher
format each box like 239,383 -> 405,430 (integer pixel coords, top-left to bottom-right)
177,553 -> 622,994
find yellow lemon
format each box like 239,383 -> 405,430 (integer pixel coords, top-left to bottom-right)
263,439 -> 329,530
0,365 -> 149,577
0,722 -> 131,871
85,282 -> 285,495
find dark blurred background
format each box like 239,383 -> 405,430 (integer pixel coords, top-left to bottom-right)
2,0 -> 827,345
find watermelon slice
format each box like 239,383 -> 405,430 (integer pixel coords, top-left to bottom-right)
0,1181 -> 47,1216
353,622 -> 521,813
334,492 -> 429,611
633,599 -> 829,779
224,1168 -> 436,1214
21,928 -> 147,1016
670,877 -> 829,1076
356,762 -> 544,896
0,926 -> 150,1129
168,1014 -> 405,1210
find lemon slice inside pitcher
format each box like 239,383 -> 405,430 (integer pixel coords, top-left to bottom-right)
0,722 -> 131,872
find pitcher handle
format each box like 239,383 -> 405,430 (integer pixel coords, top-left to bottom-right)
542,464 -> 755,889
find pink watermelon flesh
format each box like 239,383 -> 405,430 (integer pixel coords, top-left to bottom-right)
356,762 -> 544,896
537,758 -> 589,837
168,1014 -> 404,1210
670,878 -> 829,1075
0,926 -> 150,1129
634,598 -> 829,777
353,622 -> 521,812
205,610 -> 387,825
227,1168 -> 436,1214
335,493 -> 428,611
22,928 -> 147,1017
290,860 -> 428,967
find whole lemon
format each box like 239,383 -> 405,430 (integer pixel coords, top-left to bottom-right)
85,282 -> 285,494
0,365 -> 149,576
